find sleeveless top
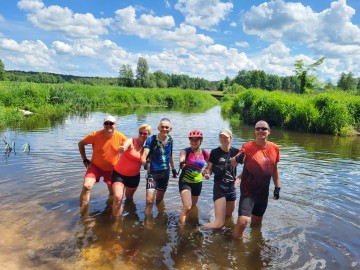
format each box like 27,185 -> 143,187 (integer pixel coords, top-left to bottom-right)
114,138 -> 143,176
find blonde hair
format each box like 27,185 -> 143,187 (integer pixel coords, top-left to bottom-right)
139,124 -> 152,135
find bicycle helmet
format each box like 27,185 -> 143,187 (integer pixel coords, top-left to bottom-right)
188,130 -> 203,139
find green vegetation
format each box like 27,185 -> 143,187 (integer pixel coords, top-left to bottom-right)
0,81 -> 218,128
221,89 -> 360,136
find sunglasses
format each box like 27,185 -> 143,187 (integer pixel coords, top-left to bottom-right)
189,138 -> 201,142
104,122 -> 115,126
255,127 -> 269,131
139,131 -> 149,136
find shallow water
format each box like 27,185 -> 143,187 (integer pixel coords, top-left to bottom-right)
1,106 -> 359,269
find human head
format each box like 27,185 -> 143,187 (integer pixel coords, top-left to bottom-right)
255,120 -> 271,138
219,128 -> 232,138
188,130 -> 203,147
218,128 -> 232,146
103,115 -> 117,134
138,124 -> 152,137
158,117 -> 172,135
103,115 -> 116,125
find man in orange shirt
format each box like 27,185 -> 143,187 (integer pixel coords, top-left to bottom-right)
231,120 -> 281,239
78,115 -> 127,210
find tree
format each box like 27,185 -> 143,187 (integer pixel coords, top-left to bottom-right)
337,72 -> 357,91
118,64 -> 134,87
294,57 -> 325,94
136,57 -> 149,87
0,59 -> 6,81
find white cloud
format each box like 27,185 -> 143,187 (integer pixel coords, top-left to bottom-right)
0,37 -> 53,68
234,41 -> 249,48
230,21 -> 237,27
113,6 -> 213,48
18,0 -> 111,39
0,15 -> 5,23
175,0 -> 233,30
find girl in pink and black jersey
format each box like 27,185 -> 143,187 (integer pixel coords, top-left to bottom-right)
178,130 -> 209,223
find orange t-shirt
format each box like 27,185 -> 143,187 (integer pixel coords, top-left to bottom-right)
240,140 -> 280,197
114,138 -> 143,176
82,130 -> 127,171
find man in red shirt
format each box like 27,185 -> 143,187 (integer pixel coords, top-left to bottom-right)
231,120 -> 281,239
78,115 -> 127,210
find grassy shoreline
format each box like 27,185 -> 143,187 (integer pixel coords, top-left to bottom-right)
221,89 -> 360,136
0,81 -> 218,128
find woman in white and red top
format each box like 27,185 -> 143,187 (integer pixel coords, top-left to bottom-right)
111,124 -> 152,217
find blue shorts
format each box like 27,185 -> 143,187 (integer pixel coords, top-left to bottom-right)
213,181 -> 236,202
238,195 -> 268,217
111,170 -> 140,189
146,169 -> 170,192
179,179 -> 202,197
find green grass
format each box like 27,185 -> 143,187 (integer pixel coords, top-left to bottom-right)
0,81 -> 218,128
221,88 -> 360,136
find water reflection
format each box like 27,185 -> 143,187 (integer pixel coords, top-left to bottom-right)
0,106 -> 359,269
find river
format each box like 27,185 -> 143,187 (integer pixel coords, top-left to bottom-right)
0,106 -> 359,269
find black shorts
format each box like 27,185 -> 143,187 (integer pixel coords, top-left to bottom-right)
178,179 -> 202,197
111,170 -> 140,189
238,195 -> 269,217
213,181 -> 236,202
146,169 -> 170,192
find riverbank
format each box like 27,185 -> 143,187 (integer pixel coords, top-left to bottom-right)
0,81 -> 218,128
221,89 -> 360,136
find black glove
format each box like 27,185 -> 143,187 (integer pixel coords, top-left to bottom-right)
172,169 -> 178,178
235,151 -> 245,164
143,162 -> 148,170
83,158 -> 91,167
274,187 -> 281,200
179,161 -> 185,169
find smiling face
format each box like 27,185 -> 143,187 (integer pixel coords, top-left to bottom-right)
103,121 -> 116,135
254,120 -> 270,140
158,120 -> 172,137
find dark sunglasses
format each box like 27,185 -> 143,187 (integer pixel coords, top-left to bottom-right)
189,138 -> 201,142
139,131 -> 149,136
104,122 -> 115,126
255,127 -> 269,131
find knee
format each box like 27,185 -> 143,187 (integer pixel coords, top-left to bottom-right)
114,194 -> 123,203
183,203 -> 192,212
82,183 -> 93,191
238,216 -> 250,227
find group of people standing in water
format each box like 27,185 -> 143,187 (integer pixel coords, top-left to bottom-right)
78,116 -> 281,239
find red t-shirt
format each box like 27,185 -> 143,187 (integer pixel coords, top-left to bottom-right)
240,140 -> 280,197
82,130 -> 127,171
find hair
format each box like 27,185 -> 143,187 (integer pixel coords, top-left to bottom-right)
159,117 -> 171,124
255,120 -> 270,129
139,124 -> 152,135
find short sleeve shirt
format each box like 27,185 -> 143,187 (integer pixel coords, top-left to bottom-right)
82,130 -> 127,171
180,147 -> 209,183
209,146 -> 239,184
144,134 -> 173,171
240,140 -> 280,197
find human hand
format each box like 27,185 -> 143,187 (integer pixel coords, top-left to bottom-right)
273,187 -> 281,200
202,169 -> 210,180
83,158 -> 91,168
172,169 -> 178,178
118,145 -> 125,153
179,161 -> 186,169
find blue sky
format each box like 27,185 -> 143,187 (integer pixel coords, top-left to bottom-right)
0,0 -> 359,82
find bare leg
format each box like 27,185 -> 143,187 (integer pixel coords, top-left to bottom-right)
180,190 -> 192,223
250,215 -> 263,227
145,191 -> 156,218
155,190 -> 165,202
225,200 -> 236,218
80,177 -> 96,209
203,197 -> 226,229
125,188 -> 137,200
107,183 -> 114,195
112,183 -> 125,217
232,215 -> 251,239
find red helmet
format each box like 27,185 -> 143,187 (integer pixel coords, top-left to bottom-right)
188,130 -> 203,139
